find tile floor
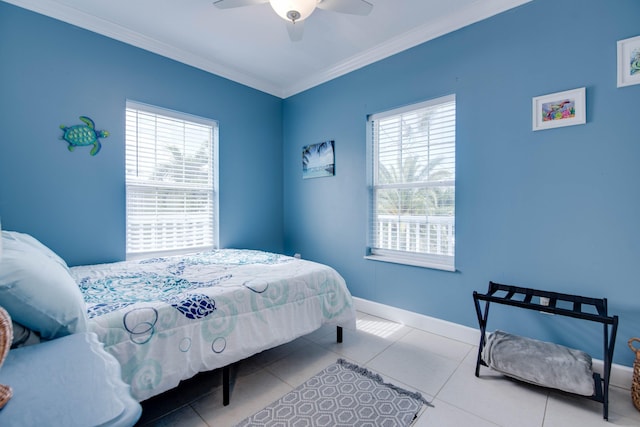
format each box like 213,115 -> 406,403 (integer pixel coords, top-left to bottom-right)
135,311 -> 640,426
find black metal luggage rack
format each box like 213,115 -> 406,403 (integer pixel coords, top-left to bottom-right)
472,281 -> 619,420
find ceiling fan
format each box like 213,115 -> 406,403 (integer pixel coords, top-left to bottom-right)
213,0 -> 374,41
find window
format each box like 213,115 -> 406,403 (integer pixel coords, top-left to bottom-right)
125,101 -> 218,259
367,95 -> 456,271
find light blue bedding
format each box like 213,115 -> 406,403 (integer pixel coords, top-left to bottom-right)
70,249 -> 356,401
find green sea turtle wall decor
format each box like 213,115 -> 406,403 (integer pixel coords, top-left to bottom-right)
60,116 -> 109,156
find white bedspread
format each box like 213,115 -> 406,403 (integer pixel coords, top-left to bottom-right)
69,249 -> 356,401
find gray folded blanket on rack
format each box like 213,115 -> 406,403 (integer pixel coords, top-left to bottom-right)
482,330 -> 595,396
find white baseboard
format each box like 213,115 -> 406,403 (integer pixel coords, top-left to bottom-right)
353,297 -> 633,390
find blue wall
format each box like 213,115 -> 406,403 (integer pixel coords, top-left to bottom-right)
1,0 -> 638,366
283,0 -> 640,366
0,2 -> 284,266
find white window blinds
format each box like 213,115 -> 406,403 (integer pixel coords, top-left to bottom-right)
125,101 -> 218,259
368,95 -> 456,271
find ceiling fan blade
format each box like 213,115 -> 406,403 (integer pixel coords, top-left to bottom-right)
286,20 -> 304,42
212,0 -> 268,9
316,0 -> 373,15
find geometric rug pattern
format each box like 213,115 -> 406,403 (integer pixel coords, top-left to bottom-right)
234,359 -> 430,427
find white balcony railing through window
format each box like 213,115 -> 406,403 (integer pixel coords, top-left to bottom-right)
127,215 -> 213,255
376,215 -> 454,256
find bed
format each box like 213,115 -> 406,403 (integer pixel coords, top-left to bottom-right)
0,231 -> 356,402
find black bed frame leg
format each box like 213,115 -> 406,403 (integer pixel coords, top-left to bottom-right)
223,365 -> 230,406
222,328 -> 343,405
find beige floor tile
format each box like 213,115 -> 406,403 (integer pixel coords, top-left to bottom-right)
399,328 -> 474,362
137,370 -> 222,425
306,321 -> 409,365
366,337 -> 460,396
264,340 -> 343,387
233,336 -> 309,377
436,350 -> 548,427
138,405 -> 208,427
190,368 -> 292,426
413,399 -> 500,427
544,387 -> 640,427
137,310 -> 636,427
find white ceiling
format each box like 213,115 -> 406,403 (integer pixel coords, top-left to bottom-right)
4,0 -> 531,98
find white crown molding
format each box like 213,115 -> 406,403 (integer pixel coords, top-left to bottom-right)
3,0 -> 530,99
281,0 -> 532,97
2,0 -> 285,97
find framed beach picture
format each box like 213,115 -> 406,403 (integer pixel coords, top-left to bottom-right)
617,35 -> 640,88
532,87 -> 586,131
302,140 -> 335,179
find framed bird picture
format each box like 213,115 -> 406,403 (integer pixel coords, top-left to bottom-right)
532,87 -> 586,131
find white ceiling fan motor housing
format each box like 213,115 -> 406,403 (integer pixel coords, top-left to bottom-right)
269,0 -> 318,22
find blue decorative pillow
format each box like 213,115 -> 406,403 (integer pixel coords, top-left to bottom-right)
0,231 -> 87,339
3,230 -> 69,271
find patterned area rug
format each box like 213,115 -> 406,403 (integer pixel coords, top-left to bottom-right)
235,359 -> 430,427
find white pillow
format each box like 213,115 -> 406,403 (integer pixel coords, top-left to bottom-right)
0,231 -> 87,339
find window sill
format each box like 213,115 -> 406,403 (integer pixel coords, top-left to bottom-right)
364,254 -> 456,272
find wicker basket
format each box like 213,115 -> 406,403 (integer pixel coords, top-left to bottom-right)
0,306 -> 13,410
630,337 -> 640,412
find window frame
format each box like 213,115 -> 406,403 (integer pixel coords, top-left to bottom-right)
125,100 -> 219,260
365,94 -> 456,272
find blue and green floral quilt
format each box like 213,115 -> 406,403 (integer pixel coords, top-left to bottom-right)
69,249 -> 355,401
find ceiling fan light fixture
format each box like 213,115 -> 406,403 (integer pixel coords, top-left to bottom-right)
269,0 -> 317,23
